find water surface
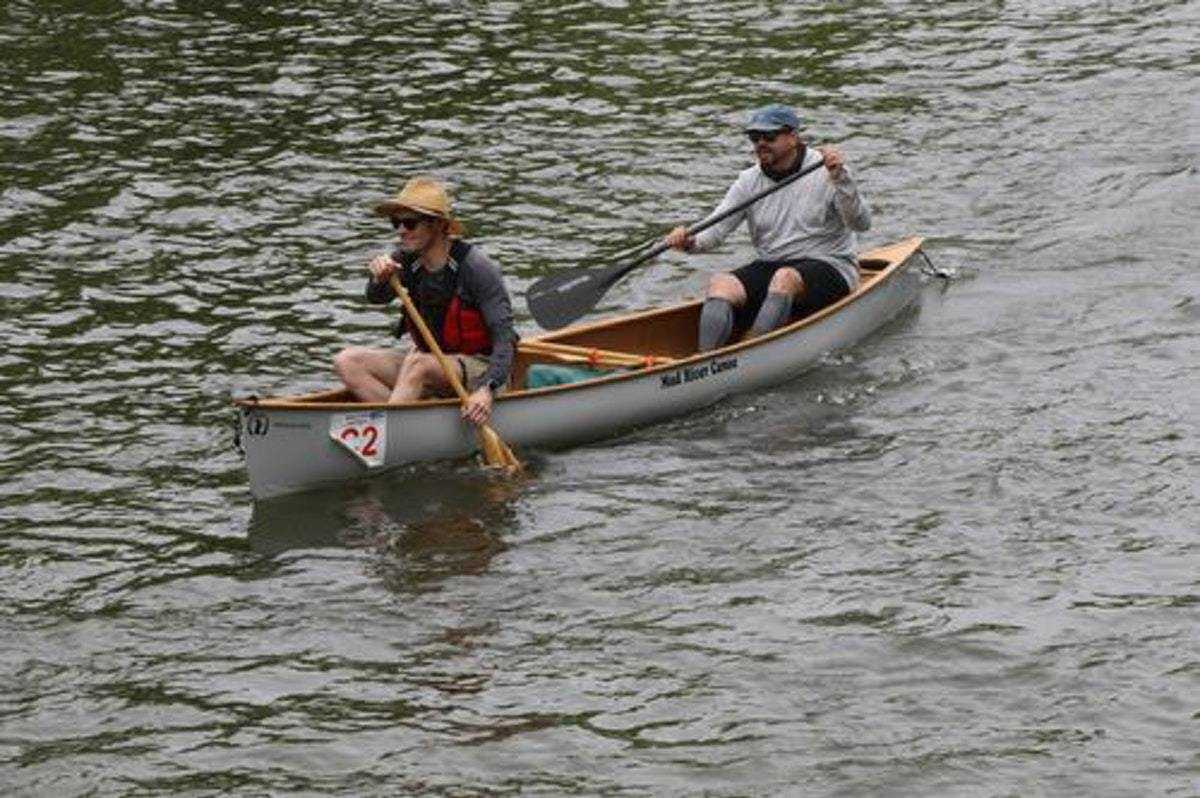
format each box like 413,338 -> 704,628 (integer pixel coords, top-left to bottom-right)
1,1 -> 1197,794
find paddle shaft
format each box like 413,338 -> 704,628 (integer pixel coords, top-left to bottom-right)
387,272 -> 521,471
606,156 -> 828,283
525,152 -> 830,329
388,274 -> 470,402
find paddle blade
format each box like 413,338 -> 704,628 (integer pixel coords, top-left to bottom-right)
526,263 -> 625,330
477,425 -> 522,473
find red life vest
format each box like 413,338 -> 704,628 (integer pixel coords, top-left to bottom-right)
403,240 -> 493,356
438,294 -> 491,355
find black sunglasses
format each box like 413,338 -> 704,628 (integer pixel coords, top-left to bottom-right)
390,215 -> 432,231
747,128 -> 788,144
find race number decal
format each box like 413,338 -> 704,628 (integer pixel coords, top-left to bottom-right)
329,410 -> 387,469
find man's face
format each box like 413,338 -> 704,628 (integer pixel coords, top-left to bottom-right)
391,213 -> 439,252
748,127 -> 799,170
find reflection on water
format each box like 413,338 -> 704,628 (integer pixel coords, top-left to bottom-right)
249,466 -> 526,588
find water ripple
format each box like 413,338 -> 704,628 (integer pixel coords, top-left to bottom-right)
1,1 -> 1197,794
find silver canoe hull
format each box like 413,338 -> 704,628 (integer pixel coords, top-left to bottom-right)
235,238 -> 925,499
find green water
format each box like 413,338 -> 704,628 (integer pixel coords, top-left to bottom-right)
1,1 -> 1197,794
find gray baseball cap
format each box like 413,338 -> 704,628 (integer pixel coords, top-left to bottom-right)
745,104 -> 801,132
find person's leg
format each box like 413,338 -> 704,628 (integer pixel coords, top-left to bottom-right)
332,346 -> 405,402
789,260 -> 851,320
458,355 -> 493,393
389,351 -> 453,402
698,277 -> 741,352
748,267 -> 802,337
698,272 -> 750,352
699,259 -> 783,350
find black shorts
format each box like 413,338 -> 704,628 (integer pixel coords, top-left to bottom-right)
730,257 -> 851,330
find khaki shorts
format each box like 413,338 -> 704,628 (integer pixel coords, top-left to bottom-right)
426,354 -> 495,397
454,354 -> 492,392
404,350 -> 498,397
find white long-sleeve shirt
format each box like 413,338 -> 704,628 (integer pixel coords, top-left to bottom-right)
691,146 -> 871,291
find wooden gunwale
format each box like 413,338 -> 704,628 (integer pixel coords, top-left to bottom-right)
234,237 -> 923,411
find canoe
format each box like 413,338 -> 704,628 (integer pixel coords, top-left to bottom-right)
234,236 -> 925,499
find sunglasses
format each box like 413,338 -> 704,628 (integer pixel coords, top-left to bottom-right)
747,128 -> 788,144
390,215 -> 432,231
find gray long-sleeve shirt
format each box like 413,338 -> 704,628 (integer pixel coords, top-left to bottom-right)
366,241 -> 516,390
692,147 -> 871,290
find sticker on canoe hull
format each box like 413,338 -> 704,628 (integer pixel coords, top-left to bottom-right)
330,410 -> 387,469
659,356 -> 738,389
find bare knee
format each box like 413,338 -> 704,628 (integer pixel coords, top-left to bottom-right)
333,346 -> 368,378
402,351 -> 437,372
768,267 -> 804,296
400,352 -> 442,385
393,352 -> 452,399
707,273 -> 747,305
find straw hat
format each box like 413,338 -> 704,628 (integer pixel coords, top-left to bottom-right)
373,176 -> 464,236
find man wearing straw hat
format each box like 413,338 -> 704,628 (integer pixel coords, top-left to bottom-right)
333,177 -> 517,426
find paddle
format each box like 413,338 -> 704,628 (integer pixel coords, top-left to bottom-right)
387,274 -> 522,473
526,156 -> 828,329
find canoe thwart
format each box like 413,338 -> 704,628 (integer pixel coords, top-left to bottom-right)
519,340 -> 677,370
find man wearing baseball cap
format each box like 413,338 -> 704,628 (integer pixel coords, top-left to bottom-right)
665,103 -> 871,350
333,176 -> 516,427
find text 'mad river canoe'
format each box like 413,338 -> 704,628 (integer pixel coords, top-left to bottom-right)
234,237 -> 926,500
